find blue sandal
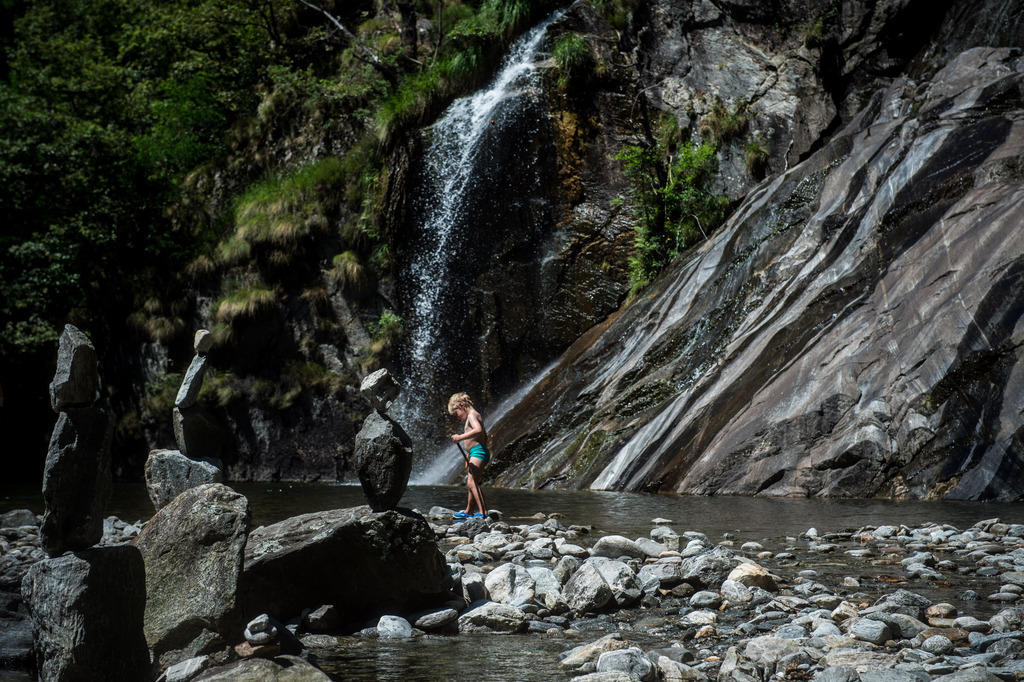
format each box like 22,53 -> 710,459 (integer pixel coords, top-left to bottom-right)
452,511 -> 469,520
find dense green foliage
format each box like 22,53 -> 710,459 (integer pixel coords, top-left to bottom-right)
552,32 -> 593,90
616,120 -> 729,294
0,0 -> 565,477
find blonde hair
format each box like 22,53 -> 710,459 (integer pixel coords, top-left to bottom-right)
447,392 -> 472,414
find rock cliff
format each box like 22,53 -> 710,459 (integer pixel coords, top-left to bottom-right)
490,41 -> 1024,500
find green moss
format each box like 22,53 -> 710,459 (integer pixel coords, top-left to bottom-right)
699,98 -> 749,144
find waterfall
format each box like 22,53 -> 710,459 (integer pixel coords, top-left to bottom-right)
395,11 -> 562,483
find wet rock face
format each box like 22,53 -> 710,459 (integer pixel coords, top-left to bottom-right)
492,46 -> 1024,500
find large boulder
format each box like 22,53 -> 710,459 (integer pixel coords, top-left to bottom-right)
192,655 -> 330,681
144,449 -> 224,511
239,507 -> 448,624
21,545 -> 149,681
484,563 -> 536,606
563,562 -> 614,614
680,547 -> 737,588
132,483 -> 250,668
355,412 -> 413,511
48,324 -> 97,412
39,406 -> 112,556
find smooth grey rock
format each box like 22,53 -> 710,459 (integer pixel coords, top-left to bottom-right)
144,449 -> 223,510
485,563 -> 536,606
240,506 -> 447,625
412,607 -> 458,631
596,646 -> 654,681
377,615 -> 413,638
554,555 -> 582,584
360,368 -> 401,413
721,579 -> 752,603
355,411 -> 413,511
591,535 -> 645,559
526,565 -> 563,603
193,329 -> 213,354
40,406 -> 112,555
48,324 -> 97,411
0,509 -> 37,528
815,667 -> 861,682
689,591 -> 722,609
563,562 -> 614,614
637,561 -> 684,588
22,545 -> 149,681
457,601 -> 527,633
174,354 -> 208,410
680,547 -> 736,588
162,655 -> 209,682
132,483 -> 249,667
634,537 -> 668,558
931,668 -> 1004,681
850,618 -> 892,644
923,634 -> 954,654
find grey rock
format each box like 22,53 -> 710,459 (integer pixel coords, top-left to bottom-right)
144,449 -> 223,511
377,615 -> 413,638
193,329 -> 213,354
815,667 -> 861,682
591,535 -> 645,559
22,545 -> 149,681
526,565 -> 563,603
680,547 -> 736,588
922,634 -> 954,654
931,668 -> 1004,682
689,591 -> 722,609
133,483 -> 249,667
596,646 -> 654,681
48,324 -> 97,411
721,579 -> 752,603
355,411 -> 413,511
485,563 -> 536,606
590,559 -> 641,607
40,406 -> 112,555
174,354 -> 208,410
240,506 -> 448,624
563,562 -> 614,614
162,655 -> 209,682
457,601 -> 527,633
554,555 -> 581,584
192,655 -> 330,681
303,605 -> 341,633
360,368 -> 401,413
850,618 -> 892,644
0,509 -> 37,529
412,607 -> 459,631
172,406 -> 225,462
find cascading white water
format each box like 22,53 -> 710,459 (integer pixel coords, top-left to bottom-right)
394,12 -> 562,483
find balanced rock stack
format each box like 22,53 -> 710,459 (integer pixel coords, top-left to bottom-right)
22,324 -> 150,680
354,368 -> 413,511
145,329 -> 225,511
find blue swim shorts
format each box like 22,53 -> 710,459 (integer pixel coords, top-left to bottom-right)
468,444 -> 490,464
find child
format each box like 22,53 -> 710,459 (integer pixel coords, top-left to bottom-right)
448,392 -> 489,519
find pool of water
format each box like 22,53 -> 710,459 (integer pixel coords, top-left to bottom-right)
4,483 -> 1023,682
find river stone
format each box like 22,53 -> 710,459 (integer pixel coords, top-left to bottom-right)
457,601 -> 527,633
815,667 -> 863,682
360,368 -> 401,413
194,328 -> 213,354
718,645 -> 761,682
559,633 -> 630,668
526,565 -> 562,602
680,546 -> 736,588
638,561 -> 684,588
931,669 -> 1004,682
727,561 -> 778,591
191,655 -> 330,681
689,590 -> 722,609
412,607 -> 458,631
485,563 -> 536,606
872,612 -> 929,639
743,635 -> 802,673
48,324 -> 97,411
144,449 -> 224,510
40,406 -> 112,556
240,506 -> 447,624
923,634 -> 954,654
0,509 -> 37,528
849,618 -> 893,644
174,354 -> 208,410
596,646 -> 654,681
164,655 -> 209,682
590,535 -> 645,559
721,579 -> 752,603
554,555 -> 582,585
952,616 -> 990,632
355,411 -> 413,511
634,537 -> 668,557
377,615 -> 413,638
21,545 -> 149,682
133,483 -> 250,667
563,562 -> 614,614
590,558 -> 641,607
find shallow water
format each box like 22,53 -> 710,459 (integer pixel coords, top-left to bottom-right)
4,484 -> 1023,681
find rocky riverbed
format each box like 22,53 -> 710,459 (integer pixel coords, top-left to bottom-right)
3,504 -> 1024,681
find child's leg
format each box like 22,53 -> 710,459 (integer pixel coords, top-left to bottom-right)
467,460 -> 487,514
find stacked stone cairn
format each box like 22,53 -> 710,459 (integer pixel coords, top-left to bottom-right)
354,368 -> 413,511
145,329 -> 224,511
22,324 -> 150,680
